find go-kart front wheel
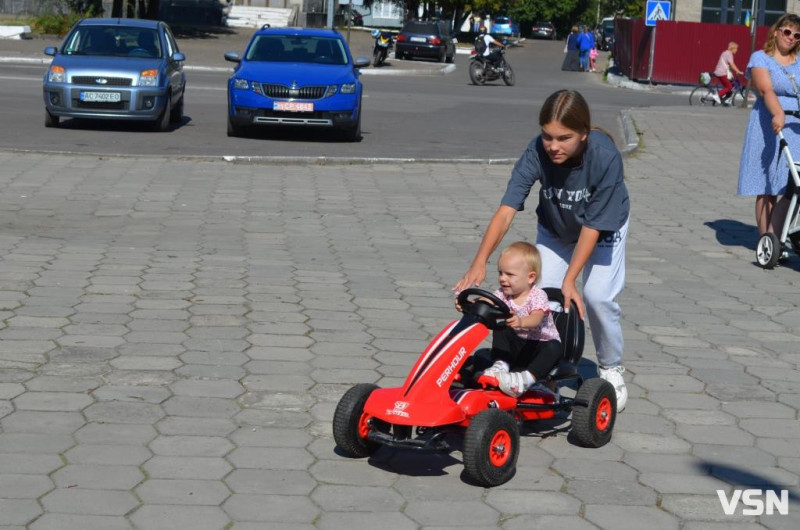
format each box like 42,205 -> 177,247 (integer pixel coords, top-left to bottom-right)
333,383 -> 381,458
463,409 -> 519,487
571,378 -> 616,448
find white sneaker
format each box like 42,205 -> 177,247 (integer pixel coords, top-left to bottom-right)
598,365 -> 628,412
481,360 -> 509,379
495,371 -> 529,398
711,93 -> 721,105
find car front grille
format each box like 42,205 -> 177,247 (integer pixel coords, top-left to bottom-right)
73,99 -> 128,110
257,83 -> 327,100
72,76 -> 133,86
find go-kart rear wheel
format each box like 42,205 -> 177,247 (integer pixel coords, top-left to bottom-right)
333,383 -> 381,458
463,409 -> 519,487
571,378 -> 616,448
756,232 -> 781,269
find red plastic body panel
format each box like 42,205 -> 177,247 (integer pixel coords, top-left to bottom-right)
364,319 -> 490,427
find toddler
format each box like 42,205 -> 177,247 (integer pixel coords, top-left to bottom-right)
471,241 -> 562,397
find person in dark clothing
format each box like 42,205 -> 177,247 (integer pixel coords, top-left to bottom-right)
561,26 -> 581,71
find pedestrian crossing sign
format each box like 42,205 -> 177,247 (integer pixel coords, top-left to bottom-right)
645,1 -> 671,27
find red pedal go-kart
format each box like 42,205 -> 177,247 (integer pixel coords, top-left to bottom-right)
333,287 -> 617,487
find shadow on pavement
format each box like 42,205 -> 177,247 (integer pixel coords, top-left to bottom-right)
705,219 -> 757,251
696,461 -> 800,503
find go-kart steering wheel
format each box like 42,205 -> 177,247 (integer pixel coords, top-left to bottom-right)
456,287 -> 512,327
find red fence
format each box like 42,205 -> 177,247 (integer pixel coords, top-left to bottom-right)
614,19 -> 771,85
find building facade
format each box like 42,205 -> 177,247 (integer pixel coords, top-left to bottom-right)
675,0 -> 800,26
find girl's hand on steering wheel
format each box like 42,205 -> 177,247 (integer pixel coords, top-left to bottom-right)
561,280 -> 586,321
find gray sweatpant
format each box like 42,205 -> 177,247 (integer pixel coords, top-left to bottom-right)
535,218 -> 628,369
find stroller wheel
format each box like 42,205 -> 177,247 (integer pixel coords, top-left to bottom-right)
756,232 -> 782,269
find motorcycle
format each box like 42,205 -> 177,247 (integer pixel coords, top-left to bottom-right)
469,48 -> 515,86
371,29 -> 394,67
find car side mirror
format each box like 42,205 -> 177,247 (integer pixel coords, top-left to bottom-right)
172,52 -> 185,62
224,51 -> 241,63
353,56 -> 370,68
44,46 -> 57,56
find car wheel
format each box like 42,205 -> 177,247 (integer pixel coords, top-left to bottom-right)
463,408 -> 519,487
332,383 -> 381,457
395,51 -> 404,60
571,378 -> 616,448
169,95 -> 184,124
343,109 -> 362,142
446,51 -> 454,63
154,96 -> 171,132
227,115 -> 244,138
44,109 -> 59,128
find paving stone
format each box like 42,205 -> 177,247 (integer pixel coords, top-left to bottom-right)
136,478 -> 231,505
583,504 -> 680,530
29,514 -> 134,530
129,505 -> 230,530
143,456 -> 232,480
13,391 -> 94,411
0,473 -> 54,498
149,435 -> 233,457
222,494 -> 319,523
315,512 -> 417,530
65,444 -> 152,466
0,498 -> 43,525
41,488 -> 139,515
52,464 -> 143,490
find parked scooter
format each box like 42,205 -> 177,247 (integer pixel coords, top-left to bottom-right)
371,28 -> 394,67
469,47 -> 515,86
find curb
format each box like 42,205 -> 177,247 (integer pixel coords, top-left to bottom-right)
0,55 -> 455,75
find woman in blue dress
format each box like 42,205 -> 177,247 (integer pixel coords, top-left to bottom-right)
738,13 -> 800,240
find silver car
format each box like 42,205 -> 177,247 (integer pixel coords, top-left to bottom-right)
42,18 -> 186,131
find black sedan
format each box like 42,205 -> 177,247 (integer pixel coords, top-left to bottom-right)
394,20 -> 455,63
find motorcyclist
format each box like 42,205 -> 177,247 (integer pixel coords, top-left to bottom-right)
475,25 -> 504,68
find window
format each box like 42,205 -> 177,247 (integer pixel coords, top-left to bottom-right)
701,0 -> 785,25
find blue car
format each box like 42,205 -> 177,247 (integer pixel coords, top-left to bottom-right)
492,16 -> 520,38
225,25 -> 370,141
42,18 -> 186,131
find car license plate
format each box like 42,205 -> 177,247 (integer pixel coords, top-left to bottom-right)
80,91 -> 121,103
274,101 -> 313,112
410,37 -> 426,43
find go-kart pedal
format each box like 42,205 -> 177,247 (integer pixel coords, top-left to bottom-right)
333,287 -> 618,488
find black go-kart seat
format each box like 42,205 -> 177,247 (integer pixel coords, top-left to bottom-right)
542,287 -> 585,381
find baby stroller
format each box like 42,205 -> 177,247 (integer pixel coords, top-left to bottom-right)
756,117 -> 800,268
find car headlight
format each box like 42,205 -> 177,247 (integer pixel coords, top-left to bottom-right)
340,83 -> 356,94
233,78 -> 250,90
322,85 -> 339,98
139,69 -> 158,87
48,65 -> 66,83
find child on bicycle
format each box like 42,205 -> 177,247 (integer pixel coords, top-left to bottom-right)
715,41 -> 744,105
456,241 -> 562,397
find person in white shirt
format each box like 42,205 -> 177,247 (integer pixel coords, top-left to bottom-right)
476,26 -> 504,67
